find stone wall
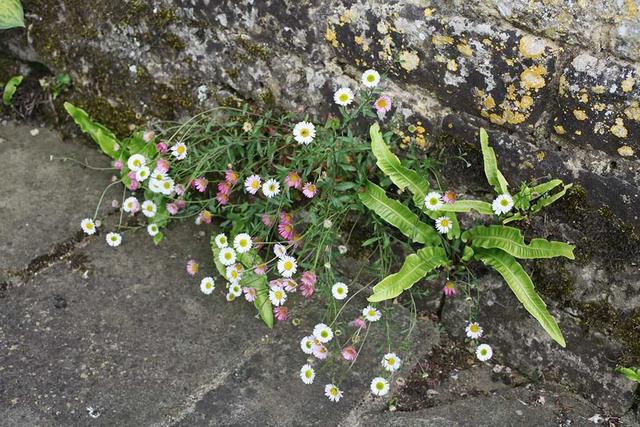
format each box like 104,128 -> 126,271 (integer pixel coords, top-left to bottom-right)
2,0 -> 639,417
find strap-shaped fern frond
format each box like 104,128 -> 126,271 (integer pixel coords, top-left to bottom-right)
479,129 -> 509,195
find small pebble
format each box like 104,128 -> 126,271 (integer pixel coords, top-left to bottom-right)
30,128 -> 40,136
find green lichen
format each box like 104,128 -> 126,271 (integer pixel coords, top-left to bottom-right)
235,36 -> 271,62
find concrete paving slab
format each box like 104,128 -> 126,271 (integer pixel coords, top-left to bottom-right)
0,121 -> 118,272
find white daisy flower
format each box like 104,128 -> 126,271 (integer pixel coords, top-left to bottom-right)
476,343 -> 493,361
492,194 -> 514,215
142,130 -> 155,142
465,322 -> 483,339
214,233 -> 229,248
424,191 -> 443,211
268,286 -> 287,306
274,243 -> 287,259
262,179 -> 281,198
435,216 -> 452,234
150,169 -> 167,181
147,223 -> 159,237
135,166 -> 150,182
171,142 -> 188,160
382,353 -> 402,372
331,282 -> 349,300
219,247 -> 237,266
277,255 -> 297,278
127,154 -> 146,172
80,218 -> 96,235
200,277 -> 215,295
244,174 -> 262,194
159,178 -> 175,196
226,264 -> 242,283
300,335 -> 314,354
234,233 -> 252,254
370,377 -> 390,396
141,200 -> 157,218
334,87 -> 354,106
363,305 -> 382,322
324,384 -> 344,402
106,232 -> 122,247
226,292 -> 236,302
300,364 -> 315,385
148,178 -> 162,193
292,121 -> 316,145
361,69 -> 380,88
229,282 -> 242,297
123,197 -> 139,213
313,323 -> 334,343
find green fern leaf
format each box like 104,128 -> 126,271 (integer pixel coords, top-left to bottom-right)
474,248 -> 565,347
480,128 -> 509,194
463,225 -> 575,259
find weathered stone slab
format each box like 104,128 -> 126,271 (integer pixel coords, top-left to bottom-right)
0,221 -> 272,426
553,53 -> 640,158
0,122 -> 118,273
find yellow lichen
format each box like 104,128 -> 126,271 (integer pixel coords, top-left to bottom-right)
483,95 -> 496,110
457,43 -> 473,56
520,66 -> 547,90
506,84 -> 517,101
621,76 -> 635,92
432,34 -> 454,46
536,151 -> 545,161
399,51 -> 420,72
579,93 -> 589,103
489,113 -> 506,125
339,10 -> 354,24
354,35 -> 363,45
624,102 -> 640,121
594,103 -> 607,112
447,59 -> 458,72
592,85 -> 606,94
575,130 -> 582,135
618,145 -> 635,157
518,35 -> 547,59
519,95 -> 534,109
424,8 -> 434,17
553,125 -> 566,134
325,27 -> 338,48
610,118 -> 628,138
573,110 -> 588,121
559,75 -> 567,96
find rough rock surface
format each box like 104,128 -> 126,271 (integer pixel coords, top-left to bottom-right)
2,0 -> 640,423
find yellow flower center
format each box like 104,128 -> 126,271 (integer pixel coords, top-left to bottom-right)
470,324 -> 479,332
163,182 -> 170,189
337,288 -> 343,294
369,310 -> 376,316
300,128 -> 309,137
177,146 -> 185,154
284,261 -> 293,270
206,283 -> 212,289
376,99 -> 387,109
275,291 -> 283,299
305,371 -> 312,378
440,219 -> 449,227
339,93 -> 349,102
376,382 -> 384,390
225,253 -> 232,260
240,239 -> 247,247
501,199 -> 509,206
251,181 -> 259,189
86,223 -> 93,229
330,388 -> 338,396
367,74 -> 375,82
430,198 -> 438,205
388,357 -> 395,365
133,160 -> 140,167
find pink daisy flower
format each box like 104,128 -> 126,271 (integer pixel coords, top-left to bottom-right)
349,317 -> 367,330
176,199 -> 186,209
283,279 -> 298,292
268,279 -> 284,290
342,346 -> 358,361
312,342 -> 328,360
129,179 -> 139,191
225,169 -> 239,185
278,222 -> 294,241
261,214 -> 274,227
243,287 -> 256,302
166,203 -> 179,215
193,177 -> 209,193
273,306 -> 289,321
127,171 -> 137,180
156,158 -> 170,174
186,259 -> 199,276
300,271 -> 317,288
302,182 -> 318,198
374,95 -> 392,120
197,210 -> 212,224
217,181 -> 231,195
216,192 -> 229,205
114,160 -> 123,170
443,190 -> 456,204
285,171 -> 302,189
254,264 -> 267,275
443,281 -> 457,297
156,142 -> 168,154
174,184 -> 185,196
280,211 -> 293,225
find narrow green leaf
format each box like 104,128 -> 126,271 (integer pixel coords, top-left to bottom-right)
463,225 -> 575,260
479,128 -> 509,194
439,200 -> 494,216
359,181 -> 440,245
474,248 -> 565,347
240,270 -> 274,329
502,212 -> 526,224
616,367 -> 640,384
64,102 -> 121,160
2,75 -> 23,106
461,245 -> 474,262
370,123 -> 429,202
368,246 -> 449,302
0,0 -> 25,30
153,232 -> 164,245
532,184 -> 573,213
532,179 -> 562,198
